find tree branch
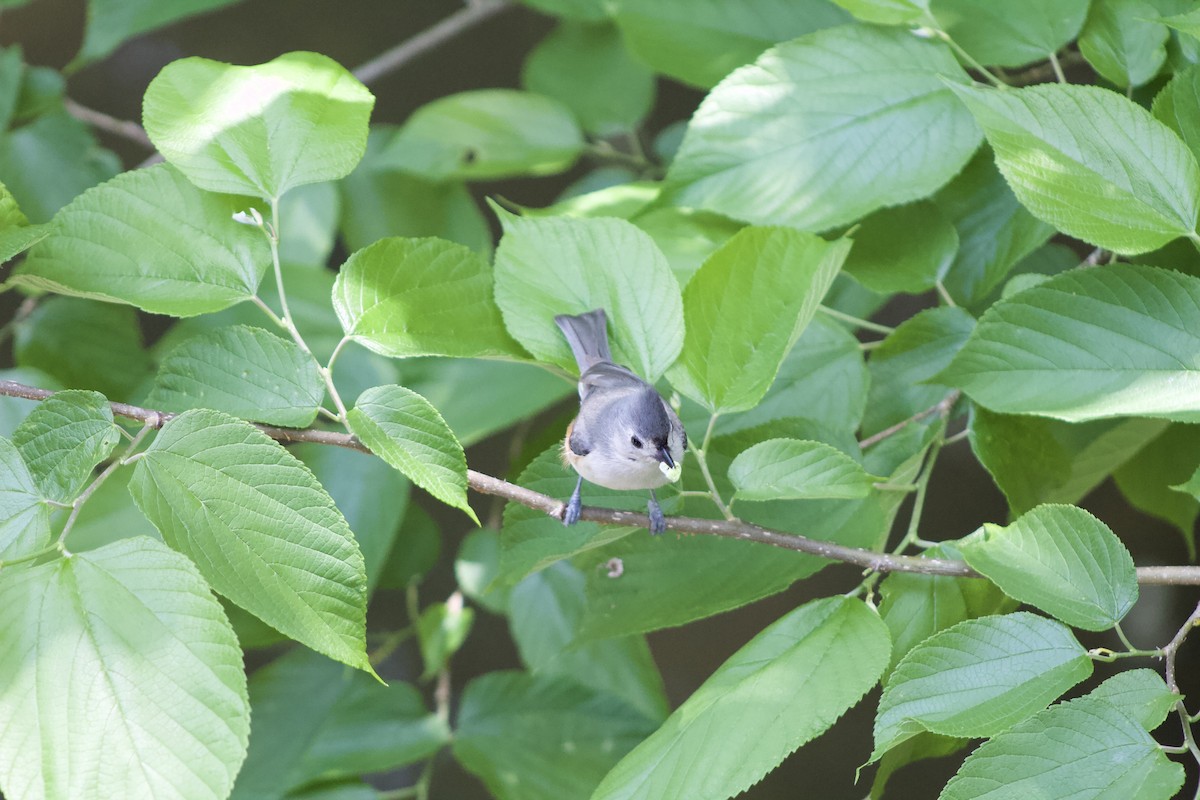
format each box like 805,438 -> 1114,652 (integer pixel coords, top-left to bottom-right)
1,378 -> 1198,585
63,97 -> 155,150
352,0 -> 512,85
1164,600 -> 1200,693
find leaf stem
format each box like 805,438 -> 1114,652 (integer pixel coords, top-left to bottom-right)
693,413 -> 734,520
897,431 -> 944,552
1048,51 -> 1067,84
58,422 -> 156,552
935,280 -> 957,307
818,305 -> 895,335
933,29 -> 1005,88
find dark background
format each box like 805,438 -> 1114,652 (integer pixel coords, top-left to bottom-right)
2,2 -> 1197,797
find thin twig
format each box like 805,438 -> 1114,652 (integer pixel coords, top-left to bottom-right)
2,379 -> 1199,585
860,391 -> 961,450
1164,600 -> 1200,693
63,97 -> 155,150
352,0 -> 512,85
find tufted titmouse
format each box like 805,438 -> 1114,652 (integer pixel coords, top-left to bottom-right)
555,309 -> 687,535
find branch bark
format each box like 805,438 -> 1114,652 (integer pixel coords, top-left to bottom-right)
1,378 -> 1198,585
63,97 -> 155,150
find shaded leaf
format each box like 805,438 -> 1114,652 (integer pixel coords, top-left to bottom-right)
12,389 -> 118,504
0,436 -> 50,559
729,438 -> 880,501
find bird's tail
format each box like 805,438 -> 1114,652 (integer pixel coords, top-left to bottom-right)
555,309 -> 612,373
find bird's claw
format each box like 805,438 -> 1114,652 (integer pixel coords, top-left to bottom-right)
563,477 -> 583,527
648,491 -> 667,535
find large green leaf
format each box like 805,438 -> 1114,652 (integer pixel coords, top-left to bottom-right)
934,149 -> 1055,307
1153,64 -> 1200,168
0,436 -> 50,559
332,236 -> 523,360
13,297 -> 152,402
144,51 -> 374,199
346,384 -> 475,521
11,389 -> 119,504
929,0 -> 1090,67
14,164 -> 270,316
0,537 -> 249,800
951,83 -> 1200,254
939,697 -> 1185,800
591,597 -> 889,800
878,544 -> 1014,672
961,505 -> 1138,631
492,210 -> 683,380
940,265 -> 1200,422
970,408 -> 1167,515
1086,669 -> 1179,732
842,201 -> 958,295
522,22 -> 654,135
379,90 -> 583,181
667,226 -> 850,413
1078,0 -> 1169,88
729,438 -> 880,501
147,325 -> 325,427
1114,423 -> 1200,556
872,612 -> 1092,760
863,306 -> 974,437
75,0 -> 241,64
830,0 -> 928,26
666,25 -> 981,232
509,561 -> 668,722
453,672 -> 657,800
610,0 -> 850,88
128,409 -> 371,671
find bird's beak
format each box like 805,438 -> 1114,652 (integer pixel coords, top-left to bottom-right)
656,446 -> 675,470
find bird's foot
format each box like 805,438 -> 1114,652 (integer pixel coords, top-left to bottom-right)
647,491 -> 667,535
563,477 -> 583,526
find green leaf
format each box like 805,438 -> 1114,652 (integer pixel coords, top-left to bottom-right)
1079,0 -> 1169,88
667,226 -> 850,413
961,505 -> 1138,631
863,306 -> 974,437
456,529 -> 508,613
1160,7 -> 1200,39
940,265 -> 1200,422
379,90 -> 583,181
332,237 -> 523,360
0,436 -> 51,558
666,25 -> 981,232
631,207 -> 743,286
144,51 -> 374,199
13,297 -> 152,402
0,537 -> 249,800
950,83 -> 1200,254
378,503 -> 440,592
338,126 -> 490,256
516,0 -> 607,21
492,209 -> 683,381
938,697 -> 1185,800
147,325 -> 325,427
0,222 -> 47,264
934,148 -> 1055,307
1116,423 -> 1200,556
60,467 -> 161,554
872,612 -> 1092,760
294,442 -> 409,595
879,543 -> 1014,672
416,598 -> 475,680
277,181 -> 339,266
592,597 -> 889,800
1154,65 -> 1200,172
12,389 -> 118,504
929,0 -> 1090,67
498,443 -> 679,583
0,110 -> 119,223
720,314 -> 868,438
346,384 -> 476,522
453,672 -> 658,800
14,164 -> 270,316
842,202 -> 958,295
729,438 -> 880,501
1087,669 -> 1179,731
831,0 -> 928,25
611,0 -> 851,88
970,408 -> 1167,515
522,21 -> 654,135
510,561 -> 668,722
75,0 -> 241,64
871,733 -> 965,800
0,368 -> 61,438
128,409 -> 371,672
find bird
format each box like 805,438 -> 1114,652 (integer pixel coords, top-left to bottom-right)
554,309 -> 687,535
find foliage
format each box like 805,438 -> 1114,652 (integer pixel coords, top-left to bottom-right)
0,1 -> 1199,799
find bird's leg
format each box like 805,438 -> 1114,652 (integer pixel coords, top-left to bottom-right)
563,476 -> 583,526
647,489 -> 667,535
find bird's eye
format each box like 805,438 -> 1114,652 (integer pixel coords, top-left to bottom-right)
630,435 -> 643,449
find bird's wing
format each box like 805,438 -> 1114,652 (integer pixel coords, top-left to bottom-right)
578,362 -> 646,400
